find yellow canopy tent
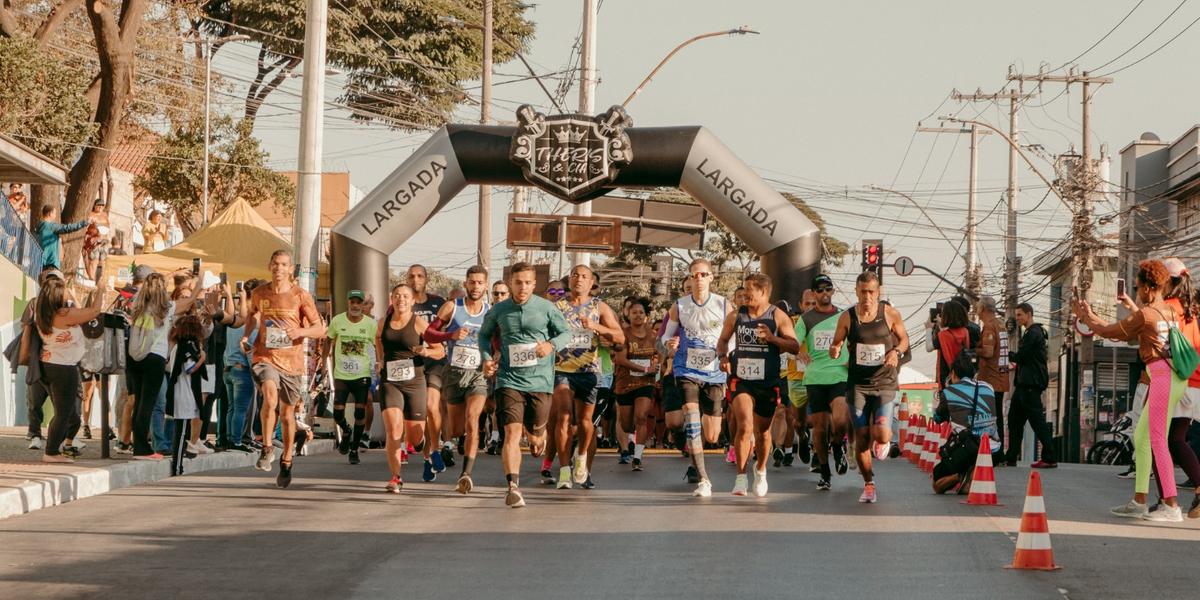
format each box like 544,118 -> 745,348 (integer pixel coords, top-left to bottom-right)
106,198 -> 331,296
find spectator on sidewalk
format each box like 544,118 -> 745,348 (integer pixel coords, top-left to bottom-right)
1005,302 -> 1056,468
932,352 -> 998,494
7,182 -> 29,222
36,204 -> 91,270
974,296 -> 1011,458
141,210 -> 167,253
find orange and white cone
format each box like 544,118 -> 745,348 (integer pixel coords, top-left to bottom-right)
897,402 -> 909,459
919,420 -> 935,472
1006,471 -> 1061,570
963,435 -> 1001,505
911,415 -> 926,465
904,413 -> 917,459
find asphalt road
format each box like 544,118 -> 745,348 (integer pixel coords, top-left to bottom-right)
1,447 -> 1198,600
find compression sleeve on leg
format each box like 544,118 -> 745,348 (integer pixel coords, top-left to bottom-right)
685,407 -> 708,481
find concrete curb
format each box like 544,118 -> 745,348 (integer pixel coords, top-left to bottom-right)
0,439 -> 335,520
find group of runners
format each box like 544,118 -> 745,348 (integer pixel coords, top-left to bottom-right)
289,257 -> 911,507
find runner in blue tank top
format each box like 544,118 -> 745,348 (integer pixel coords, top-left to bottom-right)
659,258 -> 734,498
425,265 -> 492,494
717,273 -> 799,497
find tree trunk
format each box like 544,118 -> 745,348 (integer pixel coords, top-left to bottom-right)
0,2 -> 18,38
33,0 -> 83,47
61,0 -> 147,275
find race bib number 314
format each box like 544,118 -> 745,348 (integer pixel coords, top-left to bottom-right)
736,358 -> 765,381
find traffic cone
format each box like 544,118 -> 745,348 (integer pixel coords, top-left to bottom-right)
911,415 -> 926,465
897,402 -> 909,458
919,421 -> 934,472
963,435 -> 1001,506
905,413 -> 918,459
1006,471 -> 1061,570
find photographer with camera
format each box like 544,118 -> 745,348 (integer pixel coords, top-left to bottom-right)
932,352 -> 998,494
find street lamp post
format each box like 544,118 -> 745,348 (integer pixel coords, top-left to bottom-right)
182,34 -> 250,226
622,26 -> 759,108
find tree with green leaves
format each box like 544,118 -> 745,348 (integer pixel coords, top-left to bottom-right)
0,36 -> 95,164
200,0 -> 535,129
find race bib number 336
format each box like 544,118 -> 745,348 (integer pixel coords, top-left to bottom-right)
509,343 -> 538,368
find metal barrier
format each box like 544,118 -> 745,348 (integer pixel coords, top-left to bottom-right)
0,194 -> 43,278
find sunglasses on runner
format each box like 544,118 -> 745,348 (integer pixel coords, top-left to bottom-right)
690,272 -> 713,279
815,285 -> 834,293
492,291 -> 508,297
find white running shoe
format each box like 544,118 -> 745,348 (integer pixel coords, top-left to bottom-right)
572,454 -> 588,485
1142,503 -> 1183,522
1110,500 -> 1148,518
28,437 -> 43,450
506,485 -> 526,508
752,469 -> 768,497
693,479 -> 712,497
557,466 -> 572,489
732,473 -> 749,496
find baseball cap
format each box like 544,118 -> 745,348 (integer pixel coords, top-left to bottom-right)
38,267 -> 65,284
348,289 -> 366,301
133,264 -> 154,283
810,274 -> 834,290
1163,257 -> 1189,278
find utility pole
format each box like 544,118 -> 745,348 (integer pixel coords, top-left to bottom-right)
915,124 -> 991,297
293,0 -> 328,295
511,185 -> 529,263
570,0 -> 597,269
477,0 -> 493,270
1008,66 -> 1113,463
951,88 -> 1035,322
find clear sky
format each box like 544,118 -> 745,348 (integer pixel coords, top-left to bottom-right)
215,0 -> 1200,378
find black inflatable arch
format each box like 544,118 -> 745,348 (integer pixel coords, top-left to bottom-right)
330,124 -> 822,314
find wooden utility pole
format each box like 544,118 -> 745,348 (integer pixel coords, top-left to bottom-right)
915,124 -> 991,297
1007,67 -> 1112,463
478,0 -> 494,270
952,88 -> 1035,322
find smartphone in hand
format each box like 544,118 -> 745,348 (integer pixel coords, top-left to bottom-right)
1116,278 -> 1126,299
192,258 -> 201,276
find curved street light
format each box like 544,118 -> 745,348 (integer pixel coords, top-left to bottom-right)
622,26 -> 759,108
939,115 -> 1072,209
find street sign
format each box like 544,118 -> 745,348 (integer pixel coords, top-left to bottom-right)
505,213 -> 623,255
590,195 -> 707,250
893,255 -> 915,277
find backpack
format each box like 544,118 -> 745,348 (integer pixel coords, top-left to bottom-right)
1150,306 -> 1200,380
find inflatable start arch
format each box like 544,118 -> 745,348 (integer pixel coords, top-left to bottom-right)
330,106 -> 822,312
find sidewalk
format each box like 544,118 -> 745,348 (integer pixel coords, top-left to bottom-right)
0,426 -> 333,520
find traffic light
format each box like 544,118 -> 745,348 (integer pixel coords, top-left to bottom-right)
862,239 -> 883,282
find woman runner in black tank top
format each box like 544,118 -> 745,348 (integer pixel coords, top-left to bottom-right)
375,284 -> 444,493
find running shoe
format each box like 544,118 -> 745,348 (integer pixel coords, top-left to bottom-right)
582,476 -> 596,490
725,445 -> 736,464
557,466 -> 572,489
797,431 -> 811,464
256,448 -> 274,472
1030,460 -> 1058,469
116,442 -> 134,455
833,441 -> 848,475
1110,500 -> 1149,518
400,448 -> 409,465
888,442 -> 902,459
873,441 -> 890,461
1116,467 -> 1136,479
349,450 -> 360,465
541,468 -> 556,485
618,451 -> 631,465
276,461 -> 292,489
685,465 -> 701,484
386,477 -> 402,494
27,436 -> 43,450
772,447 -> 784,468
1188,496 -> 1200,519
632,457 -> 643,472
782,451 -> 795,467
693,479 -> 713,497
1142,503 -> 1183,522
441,446 -> 456,468
816,477 -> 832,491
858,482 -> 877,504
430,448 -> 446,473
809,456 -> 821,473
61,445 -> 82,459
83,425 -> 93,440
42,453 -> 74,464
486,440 -> 500,455
752,469 -> 768,497
506,485 -> 526,508
338,435 -> 352,455
423,459 -> 437,482
731,473 -> 749,496
456,474 -> 474,495
572,455 -> 588,485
